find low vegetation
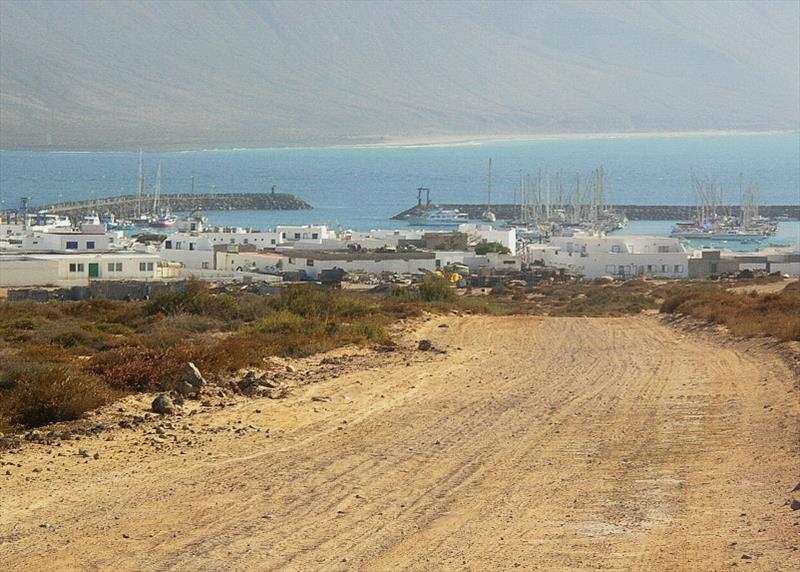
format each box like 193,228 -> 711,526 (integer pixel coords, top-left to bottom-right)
660,286 -> 800,342
1,277 -> 797,432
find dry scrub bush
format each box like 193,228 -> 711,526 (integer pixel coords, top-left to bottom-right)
0,364 -> 113,429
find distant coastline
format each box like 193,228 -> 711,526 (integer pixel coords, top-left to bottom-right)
365,129 -> 800,149
1,129 -> 797,154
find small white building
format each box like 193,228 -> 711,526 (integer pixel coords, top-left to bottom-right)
281,250 -> 436,279
160,234 -> 216,269
0,252 -> 163,287
458,224 -> 517,256
276,225 -> 335,243
527,235 -> 689,278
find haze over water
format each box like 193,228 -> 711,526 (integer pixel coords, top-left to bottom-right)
1,133 -> 798,232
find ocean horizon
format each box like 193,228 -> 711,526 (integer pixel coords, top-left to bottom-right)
1,132 -> 798,234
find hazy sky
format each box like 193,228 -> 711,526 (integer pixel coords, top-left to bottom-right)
1,0 -> 798,149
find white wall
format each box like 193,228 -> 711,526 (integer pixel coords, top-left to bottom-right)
215,251 -> 282,273
282,255 -> 436,279
770,262 -> 800,276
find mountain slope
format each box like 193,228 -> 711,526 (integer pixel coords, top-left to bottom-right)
1,0 -> 798,149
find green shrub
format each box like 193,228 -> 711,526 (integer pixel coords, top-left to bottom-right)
474,241 -> 511,255
418,276 -> 454,302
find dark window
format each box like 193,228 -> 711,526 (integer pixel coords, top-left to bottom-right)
139,262 -> 147,271
86,241 -> 95,249
312,233 -> 319,239
189,242 -> 195,251
165,240 -> 172,249
69,263 -> 77,272
65,241 -> 78,249
306,259 -> 314,267
294,233 -> 301,240
146,262 -> 154,271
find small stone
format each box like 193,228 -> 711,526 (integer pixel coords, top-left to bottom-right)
93,452 -> 101,460
741,554 -> 752,560
122,533 -> 130,539
286,364 -> 297,373
152,393 -> 175,415
792,482 -> 800,493
39,523 -> 51,529
417,339 -> 433,351
790,498 -> 800,511
78,449 -> 91,458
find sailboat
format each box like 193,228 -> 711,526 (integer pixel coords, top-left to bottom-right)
149,162 -> 178,227
481,158 -> 496,223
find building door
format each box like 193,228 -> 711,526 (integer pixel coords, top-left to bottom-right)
88,263 -> 99,278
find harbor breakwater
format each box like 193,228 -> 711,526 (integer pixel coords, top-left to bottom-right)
39,192 -> 312,218
392,204 -> 800,221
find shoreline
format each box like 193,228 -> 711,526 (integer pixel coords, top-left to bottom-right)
1,129 -> 797,154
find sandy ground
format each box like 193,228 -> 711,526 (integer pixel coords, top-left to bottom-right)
1,314 -> 798,571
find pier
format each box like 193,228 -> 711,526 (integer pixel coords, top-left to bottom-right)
31,192 -> 312,218
392,204 -> 800,221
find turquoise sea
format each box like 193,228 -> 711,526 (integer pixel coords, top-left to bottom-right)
1,133 -> 798,245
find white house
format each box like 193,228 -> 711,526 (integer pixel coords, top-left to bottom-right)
159,234 -> 216,269
527,235 -> 689,278
0,252 -> 163,287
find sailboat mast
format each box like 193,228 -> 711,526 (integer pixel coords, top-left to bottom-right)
153,162 -> 162,214
487,158 -> 492,214
137,149 -> 144,217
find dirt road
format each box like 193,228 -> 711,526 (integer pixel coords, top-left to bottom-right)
1,315 -> 798,571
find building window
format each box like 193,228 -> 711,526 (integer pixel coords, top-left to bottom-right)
65,241 -> 78,250
107,263 -> 115,272
661,265 -> 667,272
605,265 -> 616,273
647,265 -> 653,272
175,242 -> 182,250
611,245 -> 621,253
306,259 -> 314,267
165,240 -> 172,249
230,238 -> 235,244
201,262 -> 209,269
288,257 -> 295,264
69,263 -> 85,273
146,262 -> 154,271
674,264 -> 683,273
115,263 -> 122,272
189,242 -> 195,251
294,233 -> 301,240
139,262 -> 147,271
243,238 -> 249,244
312,233 -> 318,240
271,239 -> 276,245
658,246 -> 670,253
86,241 -> 95,249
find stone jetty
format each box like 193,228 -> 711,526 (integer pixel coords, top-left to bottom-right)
41,192 -> 312,218
392,204 -> 800,221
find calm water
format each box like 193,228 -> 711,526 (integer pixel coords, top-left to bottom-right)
1,133 -> 798,233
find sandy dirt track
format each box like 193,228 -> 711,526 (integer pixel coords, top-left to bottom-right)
1,315 -> 798,571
